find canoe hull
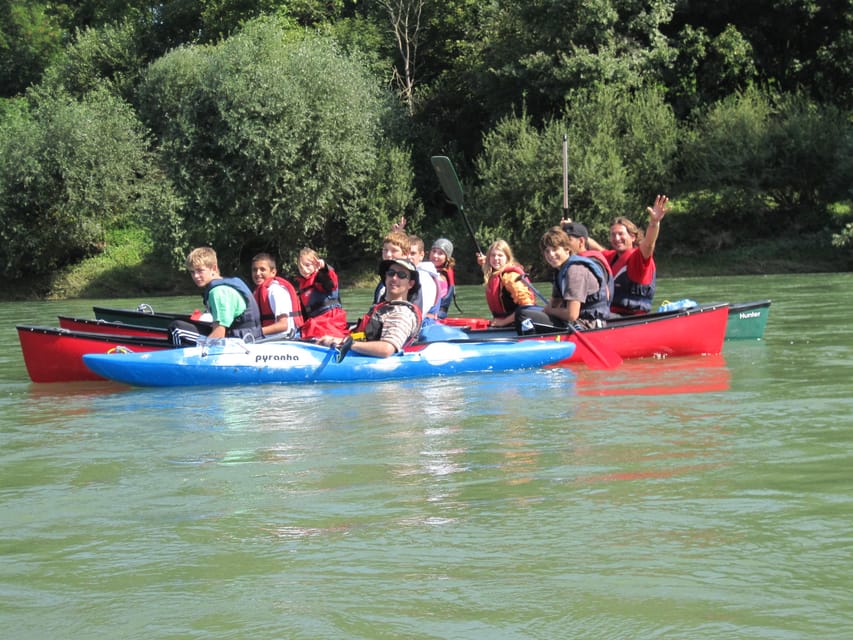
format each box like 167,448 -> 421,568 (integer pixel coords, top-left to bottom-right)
17,325 -> 173,383
82,339 -> 576,387
563,302 -> 728,362
444,299 -> 768,341
456,302 -> 729,364
724,300 -> 771,340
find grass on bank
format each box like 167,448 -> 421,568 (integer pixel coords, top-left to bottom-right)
4,225 -> 852,302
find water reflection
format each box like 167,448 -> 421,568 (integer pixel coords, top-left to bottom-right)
572,353 -> 731,396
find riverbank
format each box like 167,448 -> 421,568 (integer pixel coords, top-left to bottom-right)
4,229 -> 850,302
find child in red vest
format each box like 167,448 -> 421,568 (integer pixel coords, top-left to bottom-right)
295,248 -> 349,339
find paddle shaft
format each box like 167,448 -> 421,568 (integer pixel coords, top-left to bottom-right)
562,134 -> 569,221
521,276 -> 622,369
431,156 -> 483,255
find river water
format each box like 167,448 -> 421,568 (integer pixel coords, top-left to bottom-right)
1,273 -> 851,639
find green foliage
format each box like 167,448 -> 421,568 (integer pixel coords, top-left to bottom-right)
667,24 -> 756,116
471,85 -> 678,268
0,0 -> 64,97
458,0 -> 677,126
678,87 -> 853,235
39,19 -> 146,102
0,86 -> 179,279
137,17 -> 417,271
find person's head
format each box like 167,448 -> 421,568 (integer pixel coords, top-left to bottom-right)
297,247 -> 319,277
186,247 -> 220,288
378,258 -> 419,302
562,221 -> 590,255
408,235 -> 425,265
486,239 -> 514,271
539,227 -> 572,269
251,253 -> 277,286
381,231 -> 411,261
429,238 -> 454,268
609,216 -> 642,253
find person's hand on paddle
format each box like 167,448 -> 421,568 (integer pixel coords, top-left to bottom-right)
476,252 -> 486,266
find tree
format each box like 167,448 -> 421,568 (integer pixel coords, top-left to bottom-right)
136,16 -> 419,270
377,0 -> 425,114
0,86 -> 179,279
0,0 -> 64,97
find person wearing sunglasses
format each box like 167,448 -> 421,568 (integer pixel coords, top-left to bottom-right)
319,258 -> 422,358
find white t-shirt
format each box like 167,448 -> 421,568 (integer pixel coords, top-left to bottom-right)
267,280 -> 297,337
416,262 -> 440,315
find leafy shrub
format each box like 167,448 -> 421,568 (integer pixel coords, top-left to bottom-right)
470,84 -> 677,269
137,16 -> 418,272
0,86 -> 179,279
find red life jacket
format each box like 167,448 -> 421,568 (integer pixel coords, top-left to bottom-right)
485,264 -> 532,318
253,276 -> 304,330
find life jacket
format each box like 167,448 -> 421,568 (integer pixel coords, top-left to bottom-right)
297,269 -> 343,319
358,300 -> 422,347
555,252 -> 613,322
485,264 -> 533,318
436,266 -> 456,318
253,276 -> 304,330
609,249 -> 656,314
204,277 -> 263,339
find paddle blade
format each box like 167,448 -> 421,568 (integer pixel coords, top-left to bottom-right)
431,156 -> 464,209
570,330 -> 623,370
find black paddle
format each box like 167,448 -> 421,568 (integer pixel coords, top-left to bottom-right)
431,156 -> 483,256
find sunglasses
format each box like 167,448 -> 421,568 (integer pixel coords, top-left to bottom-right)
385,268 -> 410,280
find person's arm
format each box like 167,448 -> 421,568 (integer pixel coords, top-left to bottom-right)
639,195 -> 670,260
208,324 -> 227,339
586,237 -> 605,251
544,299 -> 580,323
262,284 -> 294,336
502,272 -> 536,307
262,315 -> 291,336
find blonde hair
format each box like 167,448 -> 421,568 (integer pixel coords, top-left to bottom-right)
298,247 -> 319,263
186,246 -> 217,271
482,239 -> 519,283
382,231 -> 411,254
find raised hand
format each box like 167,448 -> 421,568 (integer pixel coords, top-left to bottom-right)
647,195 -> 670,224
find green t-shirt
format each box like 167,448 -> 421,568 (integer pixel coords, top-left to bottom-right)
208,284 -> 247,328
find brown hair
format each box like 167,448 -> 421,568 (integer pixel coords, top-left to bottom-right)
251,252 -> 277,270
539,226 -> 572,252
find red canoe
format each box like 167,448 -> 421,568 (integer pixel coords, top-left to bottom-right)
17,325 -> 173,383
457,302 -> 730,365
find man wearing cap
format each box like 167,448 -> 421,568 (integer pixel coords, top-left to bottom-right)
515,225 -> 613,334
319,258 -> 422,358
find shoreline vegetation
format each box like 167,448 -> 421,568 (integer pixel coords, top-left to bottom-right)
4,228 -> 848,303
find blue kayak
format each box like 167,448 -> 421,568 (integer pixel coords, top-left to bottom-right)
82,338 -> 575,387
